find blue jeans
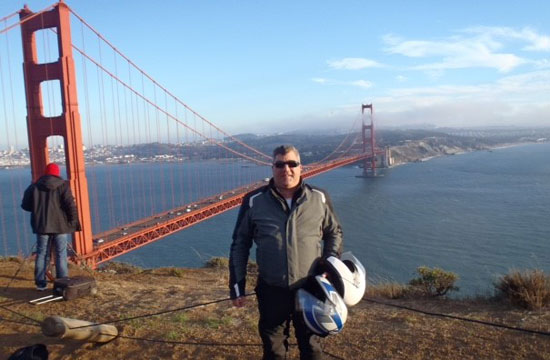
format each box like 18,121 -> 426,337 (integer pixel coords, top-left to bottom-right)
35,233 -> 69,287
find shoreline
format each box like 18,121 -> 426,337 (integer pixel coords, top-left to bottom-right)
387,139 -> 547,168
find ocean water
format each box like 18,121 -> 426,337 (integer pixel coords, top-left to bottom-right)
117,142 -> 550,296
3,142 -> 549,296
308,142 -> 550,296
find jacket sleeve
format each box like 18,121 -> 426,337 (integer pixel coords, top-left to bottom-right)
60,182 -> 81,232
321,191 -> 343,258
228,196 -> 254,299
21,184 -> 34,212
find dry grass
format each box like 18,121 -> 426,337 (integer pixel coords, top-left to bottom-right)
98,261 -> 142,274
496,269 -> 550,310
366,266 -> 459,300
0,256 -> 24,263
204,257 -> 229,269
148,267 -> 186,278
365,282 -> 409,299
1,260 -> 549,359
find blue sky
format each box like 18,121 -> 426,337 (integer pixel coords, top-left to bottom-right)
2,0 -> 550,135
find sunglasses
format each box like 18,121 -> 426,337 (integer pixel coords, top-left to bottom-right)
273,160 -> 301,169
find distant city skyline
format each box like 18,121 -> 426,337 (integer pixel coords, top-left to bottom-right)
1,0 -> 549,139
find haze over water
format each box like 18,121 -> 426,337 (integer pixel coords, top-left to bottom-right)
118,142 -> 550,296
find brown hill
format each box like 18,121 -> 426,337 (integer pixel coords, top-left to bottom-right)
1,258 -> 549,359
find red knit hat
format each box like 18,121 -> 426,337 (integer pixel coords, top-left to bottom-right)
44,163 -> 60,177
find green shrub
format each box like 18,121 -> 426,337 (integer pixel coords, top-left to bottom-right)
204,315 -> 233,329
172,313 -> 189,326
409,266 -> 459,297
495,269 -> 550,310
165,330 -> 180,341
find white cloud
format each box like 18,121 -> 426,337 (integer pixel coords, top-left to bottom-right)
307,27 -> 550,130
534,58 -> 550,68
523,31 -> 550,51
252,69 -> 550,132
384,34 -> 526,73
414,52 -> 524,73
381,26 -> 550,73
463,26 -> 550,52
327,58 -> 383,70
370,70 -> 550,127
350,80 -> 373,88
395,75 -> 407,82
384,70 -> 550,103
311,77 -> 373,89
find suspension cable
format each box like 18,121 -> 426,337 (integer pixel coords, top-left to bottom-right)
0,4 -> 55,35
69,40 -> 270,166
310,110 -> 363,165
0,11 -> 19,24
67,6 -> 271,161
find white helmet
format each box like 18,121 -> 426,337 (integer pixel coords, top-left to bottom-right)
296,275 -> 348,337
323,252 -> 366,307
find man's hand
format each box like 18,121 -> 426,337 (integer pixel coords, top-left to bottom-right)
232,296 -> 246,307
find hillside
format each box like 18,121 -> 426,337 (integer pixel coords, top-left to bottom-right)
1,258 -> 549,359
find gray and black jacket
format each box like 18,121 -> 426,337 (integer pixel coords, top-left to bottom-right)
229,178 -> 343,299
21,175 -> 81,234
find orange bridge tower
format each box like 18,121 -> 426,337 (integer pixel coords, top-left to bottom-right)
361,103 -> 376,176
19,2 -> 93,262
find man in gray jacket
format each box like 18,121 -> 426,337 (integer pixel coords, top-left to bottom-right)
229,145 -> 343,360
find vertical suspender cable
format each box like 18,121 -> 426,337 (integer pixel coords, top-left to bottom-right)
142,72 -> 154,217
7,26 -> 30,252
0,38 -> 12,256
128,59 -> 145,221
185,110 -> 193,204
121,60 -> 136,224
175,98 -> 185,207
78,18 -> 101,234
112,50 -> 130,225
165,91 -> 175,209
152,85 -> 166,213
96,36 -> 116,230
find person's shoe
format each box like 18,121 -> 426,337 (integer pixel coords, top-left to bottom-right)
36,285 -> 48,291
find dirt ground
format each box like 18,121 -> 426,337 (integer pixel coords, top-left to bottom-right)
1,258 -> 549,360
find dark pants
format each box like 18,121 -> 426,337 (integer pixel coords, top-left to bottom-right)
256,279 -> 323,360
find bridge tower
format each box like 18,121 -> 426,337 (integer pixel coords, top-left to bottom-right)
19,3 -> 93,261
361,103 -> 376,176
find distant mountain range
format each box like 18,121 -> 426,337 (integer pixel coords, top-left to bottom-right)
2,127 -> 548,168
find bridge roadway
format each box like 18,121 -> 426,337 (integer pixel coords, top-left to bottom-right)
82,154 -> 369,267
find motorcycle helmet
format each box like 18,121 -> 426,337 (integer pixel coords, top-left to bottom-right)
322,252 -> 366,306
296,275 -> 348,337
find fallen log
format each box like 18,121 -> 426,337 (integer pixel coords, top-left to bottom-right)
42,316 -> 118,343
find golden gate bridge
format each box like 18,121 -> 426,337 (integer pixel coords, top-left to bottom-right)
0,2 -> 385,267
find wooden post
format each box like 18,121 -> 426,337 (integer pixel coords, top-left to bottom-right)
42,316 -> 118,343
